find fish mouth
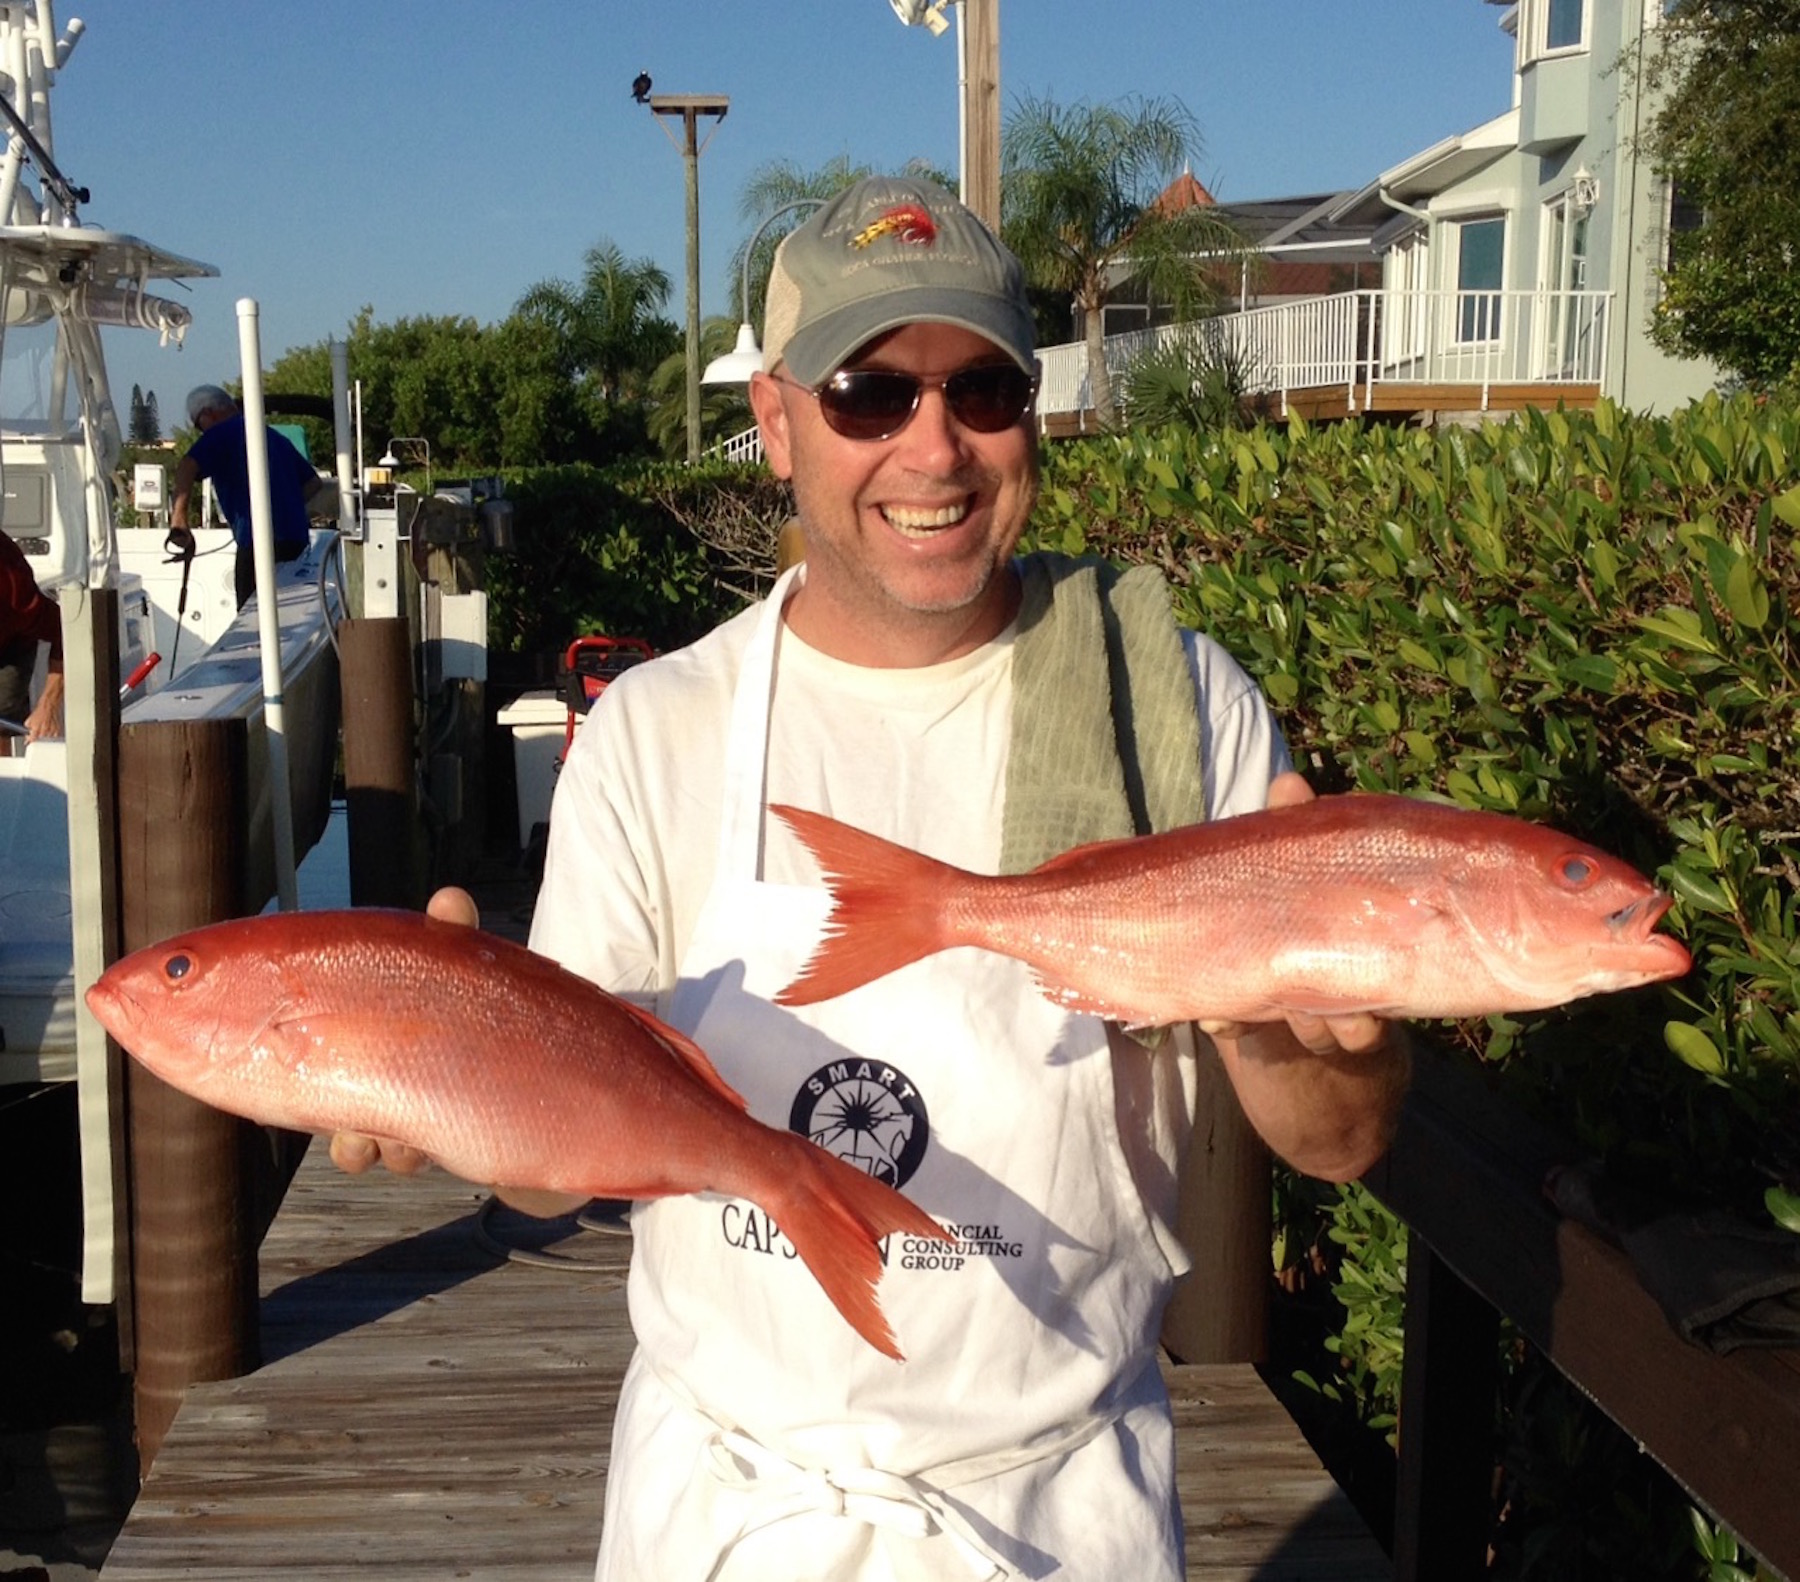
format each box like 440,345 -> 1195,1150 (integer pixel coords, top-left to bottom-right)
1605,891 -> 1691,977
84,978 -> 141,1046
1607,891 -> 1672,940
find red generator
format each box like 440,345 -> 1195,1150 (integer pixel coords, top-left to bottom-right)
560,635 -> 655,755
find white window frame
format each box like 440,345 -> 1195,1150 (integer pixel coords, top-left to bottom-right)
1383,226 -> 1431,367
1538,190 -> 1593,376
1452,214 -> 1508,346
1517,0 -> 1588,65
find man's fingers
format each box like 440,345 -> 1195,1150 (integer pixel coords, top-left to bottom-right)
427,886 -> 479,928
329,1132 -> 379,1174
329,1133 -> 430,1176
1265,770 -> 1317,811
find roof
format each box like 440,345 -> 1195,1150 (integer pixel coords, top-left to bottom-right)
1152,169 -> 1218,215
1330,106 -> 1521,225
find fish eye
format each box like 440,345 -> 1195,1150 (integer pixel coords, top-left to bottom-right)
163,953 -> 193,981
1557,856 -> 1596,887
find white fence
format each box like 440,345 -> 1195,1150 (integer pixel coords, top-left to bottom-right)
707,287 -> 1612,460
1037,287 -> 1612,417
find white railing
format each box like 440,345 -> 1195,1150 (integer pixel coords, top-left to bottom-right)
701,288 -> 1612,462
1036,287 -> 1612,417
707,425 -> 765,465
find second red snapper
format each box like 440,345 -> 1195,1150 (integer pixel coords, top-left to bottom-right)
772,794 -> 1691,1024
86,909 -> 950,1360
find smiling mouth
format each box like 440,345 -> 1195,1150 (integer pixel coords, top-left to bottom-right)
882,500 -> 969,536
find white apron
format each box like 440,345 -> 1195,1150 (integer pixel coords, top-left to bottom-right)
595,569 -> 1185,1582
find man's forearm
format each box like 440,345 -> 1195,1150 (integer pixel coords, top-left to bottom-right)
1212,1019 -> 1412,1183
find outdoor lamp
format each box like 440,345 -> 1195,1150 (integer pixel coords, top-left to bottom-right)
701,197 -> 827,385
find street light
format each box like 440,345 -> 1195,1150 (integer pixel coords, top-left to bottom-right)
647,92 -> 730,463
888,0 -> 999,228
701,198 -> 828,386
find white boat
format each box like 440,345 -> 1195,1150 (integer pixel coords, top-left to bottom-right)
0,0 -> 347,1303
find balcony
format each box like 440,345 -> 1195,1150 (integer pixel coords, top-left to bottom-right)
1036,287 -> 1611,430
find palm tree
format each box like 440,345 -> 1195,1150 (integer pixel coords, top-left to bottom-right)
648,317 -> 754,460
1002,93 -> 1245,430
514,240 -> 679,407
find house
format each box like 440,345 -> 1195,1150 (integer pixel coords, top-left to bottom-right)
1326,0 -> 1717,415
1037,0 -> 1720,430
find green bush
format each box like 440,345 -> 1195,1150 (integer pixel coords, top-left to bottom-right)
1029,392 -> 1800,1577
484,460 -> 754,659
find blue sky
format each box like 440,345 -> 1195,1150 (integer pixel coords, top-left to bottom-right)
48,1 -> 1515,434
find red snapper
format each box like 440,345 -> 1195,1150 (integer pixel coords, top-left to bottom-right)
772,794 -> 1691,1024
86,909 -> 949,1360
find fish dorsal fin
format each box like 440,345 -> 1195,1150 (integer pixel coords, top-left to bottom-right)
611,995 -> 749,1112
1029,833 -> 1141,875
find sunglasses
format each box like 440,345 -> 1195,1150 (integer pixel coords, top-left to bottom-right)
774,362 -> 1038,442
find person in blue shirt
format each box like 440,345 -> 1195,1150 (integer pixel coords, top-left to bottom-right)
171,384 -> 323,608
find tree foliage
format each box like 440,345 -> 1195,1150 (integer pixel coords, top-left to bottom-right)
513,238 -> 679,406
1001,93 -> 1246,430
1640,1 -> 1800,387
127,383 -> 159,444
646,315 -> 752,460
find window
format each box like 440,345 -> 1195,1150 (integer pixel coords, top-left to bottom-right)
1664,178 -> 1704,273
1541,193 -> 1593,375
1546,0 -> 1585,50
1456,217 -> 1506,342
1517,0 -> 1587,63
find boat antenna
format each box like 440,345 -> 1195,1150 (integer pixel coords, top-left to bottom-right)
0,93 -> 90,219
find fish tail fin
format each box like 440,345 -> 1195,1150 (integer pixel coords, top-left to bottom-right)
771,804 -> 966,1005
771,1140 -> 950,1362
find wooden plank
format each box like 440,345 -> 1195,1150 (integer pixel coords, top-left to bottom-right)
1367,1046 -> 1800,1582
103,1147 -> 1389,1580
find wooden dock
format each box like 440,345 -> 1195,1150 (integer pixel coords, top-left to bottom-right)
98,1143 -> 1390,1581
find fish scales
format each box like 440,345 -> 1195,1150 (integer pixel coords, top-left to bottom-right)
775,793 -> 1691,1024
87,909 -> 950,1360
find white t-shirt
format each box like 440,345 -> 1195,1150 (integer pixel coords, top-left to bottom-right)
534,597 -> 1286,987
530,590 -> 1291,1243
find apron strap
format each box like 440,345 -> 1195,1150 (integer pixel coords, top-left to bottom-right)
649,1355 -> 1123,1582
714,563 -> 804,885
703,1428 -> 1013,1581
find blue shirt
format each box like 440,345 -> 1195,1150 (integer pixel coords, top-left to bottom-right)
186,414 -> 316,549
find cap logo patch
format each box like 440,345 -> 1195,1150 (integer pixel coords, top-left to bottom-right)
852,204 -> 938,250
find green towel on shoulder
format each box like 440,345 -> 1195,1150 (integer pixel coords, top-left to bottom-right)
1000,552 -> 1205,876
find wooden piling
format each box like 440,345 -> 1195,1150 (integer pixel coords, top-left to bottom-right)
1162,1041 -> 1271,1364
338,616 -> 421,908
118,718 -> 258,1468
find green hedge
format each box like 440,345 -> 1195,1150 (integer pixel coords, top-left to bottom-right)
1032,395 -> 1800,1579
1035,396 -> 1800,1217
483,461 -> 754,661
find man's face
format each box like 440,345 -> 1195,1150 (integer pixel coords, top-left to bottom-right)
751,321 -> 1039,667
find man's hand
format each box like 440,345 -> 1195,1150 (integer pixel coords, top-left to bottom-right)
1199,770 -> 1410,1182
327,887 -> 477,1179
24,668 -> 64,742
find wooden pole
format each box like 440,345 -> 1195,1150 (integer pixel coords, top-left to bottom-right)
119,717 -> 256,1468
683,108 -> 703,466
961,0 -> 1001,230
648,95 -> 728,466
339,615 -> 422,909
1161,1039 -> 1271,1364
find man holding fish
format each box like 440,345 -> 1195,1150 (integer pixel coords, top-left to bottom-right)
345,177 -> 1415,1578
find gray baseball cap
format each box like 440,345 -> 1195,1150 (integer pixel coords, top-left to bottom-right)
762,176 -> 1036,385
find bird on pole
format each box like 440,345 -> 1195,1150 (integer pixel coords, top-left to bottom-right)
631,70 -> 653,104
